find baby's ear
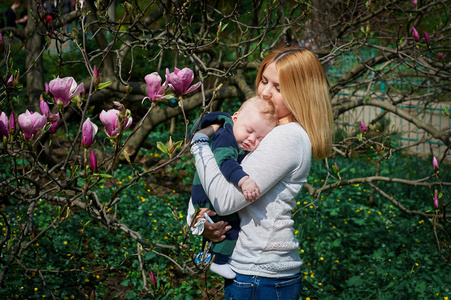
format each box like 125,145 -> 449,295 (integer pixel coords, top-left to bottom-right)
232,112 -> 239,122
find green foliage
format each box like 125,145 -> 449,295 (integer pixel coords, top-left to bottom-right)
157,136 -> 183,159
1,160 -> 198,299
296,153 -> 451,299
3,144 -> 450,299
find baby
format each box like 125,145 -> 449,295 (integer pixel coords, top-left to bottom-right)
189,96 -> 277,278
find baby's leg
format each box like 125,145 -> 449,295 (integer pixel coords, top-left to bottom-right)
209,215 -> 240,279
210,262 -> 236,279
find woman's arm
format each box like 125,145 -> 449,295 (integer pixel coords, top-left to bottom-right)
191,124 -> 306,215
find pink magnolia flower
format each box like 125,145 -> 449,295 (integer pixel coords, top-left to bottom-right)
423,31 -> 429,46
144,72 -> 168,102
166,68 -> 201,96
40,98 -> 51,116
90,150 -> 97,172
40,98 -> 61,134
48,76 -> 84,107
0,112 -> 9,138
99,109 -> 132,137
18,110 -> 47,140
81,118 -> 98,148
48,112 -> 61,134
413,0 -> 417,7
360,121 -> 367,134
432,156 -> 439,173
412,27 -> 419,42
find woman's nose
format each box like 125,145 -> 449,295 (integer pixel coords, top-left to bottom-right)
260,86 -> 271,99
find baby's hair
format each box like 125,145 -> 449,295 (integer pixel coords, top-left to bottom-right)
238,96 -> 278,126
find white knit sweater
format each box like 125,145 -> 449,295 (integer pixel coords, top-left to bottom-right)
190,122 -> 311,277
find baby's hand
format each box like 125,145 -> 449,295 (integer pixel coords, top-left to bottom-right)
238,176 -> 260,202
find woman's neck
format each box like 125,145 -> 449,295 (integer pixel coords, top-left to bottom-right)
278,115 -> 296,125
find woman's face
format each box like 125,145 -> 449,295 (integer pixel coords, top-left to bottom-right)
257,62 -> 292,121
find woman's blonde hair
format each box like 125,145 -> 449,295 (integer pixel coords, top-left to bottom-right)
255,47 -> 334,160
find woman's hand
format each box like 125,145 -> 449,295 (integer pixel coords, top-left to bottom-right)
197,124 -> 221,138
194,208 -> 231,243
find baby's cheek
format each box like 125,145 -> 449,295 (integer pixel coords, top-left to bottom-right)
253,140 -> 261,149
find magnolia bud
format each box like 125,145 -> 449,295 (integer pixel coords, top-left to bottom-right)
9,112 -> 15,135
90,150 -> 97,172
360,121 -> 367,134
423,31 -> 429,46
93,66 -> 100,89
412,27 -> 419,42
434,190 -> 439,209
432,156 -> 439,173
6,75 -> 14,93
0,33 -> 4,55
150,271 -> 157,289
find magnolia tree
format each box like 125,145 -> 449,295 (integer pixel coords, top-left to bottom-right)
0,0 -> 450,296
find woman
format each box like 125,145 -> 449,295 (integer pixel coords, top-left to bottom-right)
190,46 -> 334,299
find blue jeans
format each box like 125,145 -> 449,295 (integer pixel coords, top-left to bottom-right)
224,273 -> 302,300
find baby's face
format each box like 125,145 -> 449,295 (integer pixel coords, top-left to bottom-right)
232,110 -> 275,152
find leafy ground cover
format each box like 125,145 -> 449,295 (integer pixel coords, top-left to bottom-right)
2,131 -> 450,299
297,153 -> 451,299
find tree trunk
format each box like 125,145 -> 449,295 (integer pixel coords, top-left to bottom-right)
24,0 -> 45,110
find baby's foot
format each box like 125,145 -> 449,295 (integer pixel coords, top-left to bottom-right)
209,262 -> 236,279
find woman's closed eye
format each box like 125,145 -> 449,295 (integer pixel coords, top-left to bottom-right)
261,78 -> 280,92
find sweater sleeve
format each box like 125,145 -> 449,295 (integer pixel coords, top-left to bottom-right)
211,128 -> 248,186
191,123 -> 309,215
